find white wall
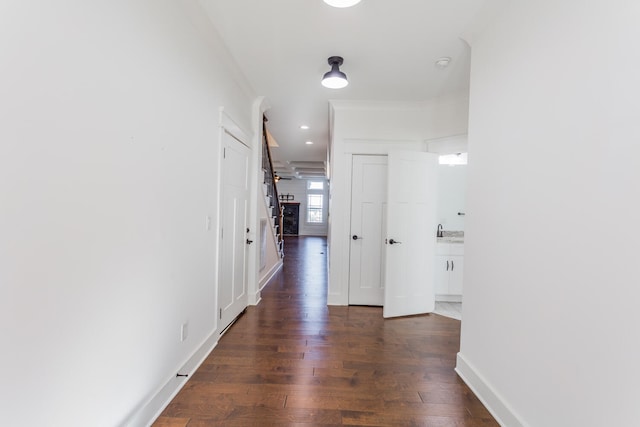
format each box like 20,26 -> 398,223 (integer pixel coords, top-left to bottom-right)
0,1 -> 254,425
275,178 -> 329,236
258,184 -> 283,289
328,96 -> 469,305
437,165 -> 467,231
458,1 -> 640,426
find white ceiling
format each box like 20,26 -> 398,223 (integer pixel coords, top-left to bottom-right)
200,0 -> 485,178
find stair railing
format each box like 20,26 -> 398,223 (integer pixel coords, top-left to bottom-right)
261,116 -> 284,255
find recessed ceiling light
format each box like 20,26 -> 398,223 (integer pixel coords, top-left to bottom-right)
305,141 -> 314,145
300,125 -> 309,130
435,57 -> 451,69
323,0 -> 362,8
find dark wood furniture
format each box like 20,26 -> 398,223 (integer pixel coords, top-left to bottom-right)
282,202 -> 300,236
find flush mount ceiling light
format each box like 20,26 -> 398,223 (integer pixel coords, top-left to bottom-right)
299,125 -> 310,130
305,141 -> 314,145
323,0 -> 362,7
321,56 -> 349,89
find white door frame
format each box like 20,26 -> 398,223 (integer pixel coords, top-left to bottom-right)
330,142 -> 423,304
216,110 -> 254,334
348,154 -> 388,306
337,140 -> 429,308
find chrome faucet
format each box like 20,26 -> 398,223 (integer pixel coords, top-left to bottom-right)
437,223 -> 443,238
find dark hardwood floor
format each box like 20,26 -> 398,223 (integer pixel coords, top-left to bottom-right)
154,236 -> 498,426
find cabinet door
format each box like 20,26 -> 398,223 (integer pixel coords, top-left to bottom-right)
448,255 -> 464,295
434,255 -> 450,295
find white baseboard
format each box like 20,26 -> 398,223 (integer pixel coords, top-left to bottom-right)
455,352 -> 526,427
258,259 -> 283,291
436,294 -> 462,302
123,330 -> 220,427
327,294 -> 348,306
248,289 -> 262,306
248,287 -> 261,306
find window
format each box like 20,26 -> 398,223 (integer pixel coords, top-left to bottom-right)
438,152 -> 468,166
307,194 -> 323,223
306,180 -> 326,224
308,181 -> 324,190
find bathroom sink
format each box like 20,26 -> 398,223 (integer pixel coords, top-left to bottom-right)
437,230 -> 464,244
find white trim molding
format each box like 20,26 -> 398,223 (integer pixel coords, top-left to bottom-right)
219,107 -> 251,146
455,352 -> 526,427
258,259 -> 283,292
425,133 -> 468,154
124,331 -> 220,426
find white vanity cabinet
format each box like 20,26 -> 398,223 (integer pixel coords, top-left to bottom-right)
435,242 -> 464,301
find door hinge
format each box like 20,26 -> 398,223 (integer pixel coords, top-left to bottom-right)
219,308 -> 222,319
223,147 -> 226,158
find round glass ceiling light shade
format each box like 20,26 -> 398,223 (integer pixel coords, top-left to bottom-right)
323,0 -> 362,7
322,71 -> 349,89
321,56 -> 349,89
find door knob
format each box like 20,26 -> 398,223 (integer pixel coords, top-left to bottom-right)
352,235 -> 362,240
388,239 -> 402,245
246,239 -> 253,244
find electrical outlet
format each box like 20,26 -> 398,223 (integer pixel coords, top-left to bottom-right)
181,321 -> 189,342
205,215 -> 212,231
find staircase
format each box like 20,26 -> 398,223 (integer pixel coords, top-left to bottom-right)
262,117 -> 284,258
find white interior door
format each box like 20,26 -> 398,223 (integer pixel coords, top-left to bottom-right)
218,130 -> 250,332
348,155 -> 387,305
383,151 -> 439,318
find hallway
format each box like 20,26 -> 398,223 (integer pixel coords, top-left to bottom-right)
154,237 -> 497,426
